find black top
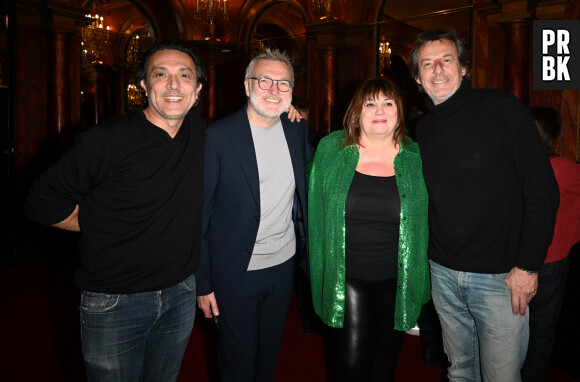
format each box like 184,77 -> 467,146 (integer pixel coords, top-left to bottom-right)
24,109 -> 206,293
415,81 -> 559,273
345,171 -> 400,281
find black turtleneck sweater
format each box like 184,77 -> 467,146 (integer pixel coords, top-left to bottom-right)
415,81 -> 559,274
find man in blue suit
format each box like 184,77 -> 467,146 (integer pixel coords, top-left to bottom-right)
196,49 -> 313,382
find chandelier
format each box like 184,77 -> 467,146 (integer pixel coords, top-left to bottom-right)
379,40 -> 391,73
81,7 -> 155,67
126,35 -> 140,64
81,12 -> 111,65
127,81 -> 146,110
195,0 -> 229,39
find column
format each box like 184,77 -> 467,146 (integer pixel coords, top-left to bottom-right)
318,48 -> 339,134
501,20 -> 531,104
498,0 -> 532,104
307,19 -> 347,135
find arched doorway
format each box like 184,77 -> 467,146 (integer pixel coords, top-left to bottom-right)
241,1 -> 308,101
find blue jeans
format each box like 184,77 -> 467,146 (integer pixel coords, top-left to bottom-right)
430,261 -> 528,382
80,274 -> 196,382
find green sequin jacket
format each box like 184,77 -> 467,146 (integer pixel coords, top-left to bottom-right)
308,130 -> 431,330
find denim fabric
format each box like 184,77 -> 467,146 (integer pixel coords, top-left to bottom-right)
522,257 -> 570,382
80,274 -> 196,382
430,261 -> 528,382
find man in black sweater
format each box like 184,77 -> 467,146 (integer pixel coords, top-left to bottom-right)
23,41 -> 207,381
410,29 -> 559,381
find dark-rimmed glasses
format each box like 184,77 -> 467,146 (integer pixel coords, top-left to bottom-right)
248,77 -> 294,92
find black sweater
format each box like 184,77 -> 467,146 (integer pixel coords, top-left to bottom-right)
415,81 -> 559,273
24,109 -> 206,293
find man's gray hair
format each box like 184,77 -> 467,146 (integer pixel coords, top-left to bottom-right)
245,48 -> 294,83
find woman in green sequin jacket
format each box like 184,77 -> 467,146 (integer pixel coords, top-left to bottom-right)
308,77 -> 431,381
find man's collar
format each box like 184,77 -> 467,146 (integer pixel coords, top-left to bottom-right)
425,79 -> 471,112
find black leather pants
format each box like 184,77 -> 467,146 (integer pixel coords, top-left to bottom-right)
326,277 -> 404,382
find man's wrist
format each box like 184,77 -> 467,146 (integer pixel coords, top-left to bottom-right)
516,266 -> 539,275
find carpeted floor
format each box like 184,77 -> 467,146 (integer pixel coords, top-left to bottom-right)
0,257 -> 577,381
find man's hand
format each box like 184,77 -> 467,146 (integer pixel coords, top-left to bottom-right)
197,292 -> 219,319
505,266 -> 538,316
286,105 -> 302,122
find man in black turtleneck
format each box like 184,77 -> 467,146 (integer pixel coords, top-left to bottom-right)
409,28 -> 559,382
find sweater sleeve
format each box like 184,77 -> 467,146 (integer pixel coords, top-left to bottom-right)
23,127 -> 111,226
499,93 -> 560,271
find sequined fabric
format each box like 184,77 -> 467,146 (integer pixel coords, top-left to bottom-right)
308,130 -> 431,330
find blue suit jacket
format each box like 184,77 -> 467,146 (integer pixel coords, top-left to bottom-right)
196,106 -> 313,297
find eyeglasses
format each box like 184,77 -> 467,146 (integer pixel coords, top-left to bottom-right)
248,77 -> 294,92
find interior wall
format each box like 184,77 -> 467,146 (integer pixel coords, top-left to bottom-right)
9,0 -> 580,195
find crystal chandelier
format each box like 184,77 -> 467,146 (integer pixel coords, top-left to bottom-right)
195,0 -> 229,39
81,12 -> 111,65
126,35 -> 140,64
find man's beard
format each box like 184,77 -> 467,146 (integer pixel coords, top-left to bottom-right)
248,86 -> 292,119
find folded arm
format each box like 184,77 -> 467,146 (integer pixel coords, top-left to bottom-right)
52,204 -> 81,232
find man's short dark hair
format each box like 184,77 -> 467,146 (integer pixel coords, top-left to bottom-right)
136,40 -> 207,92
409,28 -> 471,81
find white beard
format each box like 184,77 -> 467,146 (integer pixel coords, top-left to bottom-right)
248,86 -> 292,119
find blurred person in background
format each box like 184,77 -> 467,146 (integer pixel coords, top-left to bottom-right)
522,106 -> 580,382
